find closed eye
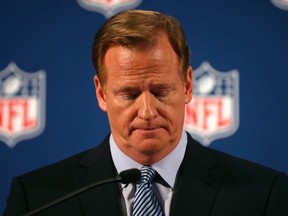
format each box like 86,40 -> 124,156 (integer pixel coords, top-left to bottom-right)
121,93 -> 140,100
116,89 -> 141,100
153,91 -> 169,98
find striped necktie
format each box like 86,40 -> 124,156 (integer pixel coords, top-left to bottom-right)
132,166 -> 164,216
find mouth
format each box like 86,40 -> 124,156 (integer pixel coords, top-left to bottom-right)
130,120 -> 166,136
134,127 -> 163,134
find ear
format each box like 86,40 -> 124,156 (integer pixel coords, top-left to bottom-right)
184,66 -> 193,104
94,75 -> 107,112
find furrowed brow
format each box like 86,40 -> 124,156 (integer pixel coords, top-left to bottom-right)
113,85 -> 139,94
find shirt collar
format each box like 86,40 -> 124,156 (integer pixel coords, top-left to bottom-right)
110,130 -> 187,188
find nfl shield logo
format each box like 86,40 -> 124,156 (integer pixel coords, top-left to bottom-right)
184,62 -> 239,146
0,63 -> 46,148
77,0 -> 143,18
271,0 -> 288,10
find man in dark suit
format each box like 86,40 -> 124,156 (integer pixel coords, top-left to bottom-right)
4,10 -> 288,216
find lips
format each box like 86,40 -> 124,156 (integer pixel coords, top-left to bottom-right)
130,119 -> 166,134
133,127 -> 163,135
131,124 -> 162,131
138,127 -> 158,131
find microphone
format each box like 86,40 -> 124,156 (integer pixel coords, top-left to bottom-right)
22,168 -> 141,216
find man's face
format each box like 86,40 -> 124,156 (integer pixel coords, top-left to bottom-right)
94,33 -> 192,165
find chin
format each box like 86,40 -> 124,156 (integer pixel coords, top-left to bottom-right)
136,140 -> 168,154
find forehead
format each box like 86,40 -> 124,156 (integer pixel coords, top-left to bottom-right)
103,34 -> 180,76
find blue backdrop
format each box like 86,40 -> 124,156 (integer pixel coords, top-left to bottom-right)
1,0 -> 288,213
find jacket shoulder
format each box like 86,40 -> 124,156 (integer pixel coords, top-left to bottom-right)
186,133 -> 286,181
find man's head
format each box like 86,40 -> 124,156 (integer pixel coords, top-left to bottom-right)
92,10 -> 191,85
93,10 -> 193,165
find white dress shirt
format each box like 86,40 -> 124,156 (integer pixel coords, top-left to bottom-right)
110,130 -> 187,216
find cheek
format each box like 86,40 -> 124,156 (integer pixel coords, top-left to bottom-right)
106,100 -> 136,126
161,99 -> 185,124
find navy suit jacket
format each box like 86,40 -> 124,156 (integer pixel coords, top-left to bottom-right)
4,134 -> 288,216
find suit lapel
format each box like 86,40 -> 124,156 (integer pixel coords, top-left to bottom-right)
170,134 -> 227,216
73,136 -> 124,216
72,133 -> 228,216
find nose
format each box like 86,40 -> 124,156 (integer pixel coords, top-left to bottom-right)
138,92 -> 157,121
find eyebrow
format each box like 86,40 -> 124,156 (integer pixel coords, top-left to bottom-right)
113,86 -> 139,94
112,81 -> 175,95
150,83 -> 172,90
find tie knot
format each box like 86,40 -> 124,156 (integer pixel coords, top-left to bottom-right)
140,166 -> 156,184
